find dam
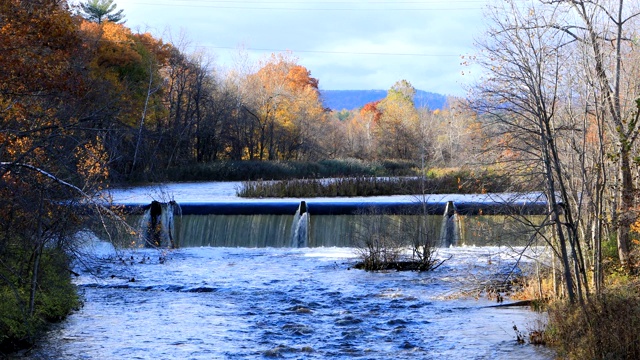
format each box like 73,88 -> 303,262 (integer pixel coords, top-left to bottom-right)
110,182 -> 549,248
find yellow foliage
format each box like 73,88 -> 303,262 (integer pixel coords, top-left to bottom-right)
75,136 -> 109,186
631,218 -> 640,235
80,20 -> 142,78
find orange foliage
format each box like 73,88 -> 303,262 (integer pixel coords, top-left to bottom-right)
286,65 -> 319,92
75,137 -> 110,188
0,1 -> 116,188
243,53 -> 327,160
584,114 -> 605,146
360,101 -> 382,123
80,20 -> 141,75
0,0 -> 81,95
133,32 -> 172,66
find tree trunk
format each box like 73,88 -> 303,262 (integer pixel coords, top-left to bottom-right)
617,147 -> 633,267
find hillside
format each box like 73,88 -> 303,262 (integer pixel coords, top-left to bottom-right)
319,89 -> 449,111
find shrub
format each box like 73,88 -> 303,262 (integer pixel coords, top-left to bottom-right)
352,208 -> 443,271
353,210 -> 404,270
545,287 -> 640,359
0,248 -> 80,354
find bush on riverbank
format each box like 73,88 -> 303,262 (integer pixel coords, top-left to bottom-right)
0,249 -> 80,354
544,284 -> 640,359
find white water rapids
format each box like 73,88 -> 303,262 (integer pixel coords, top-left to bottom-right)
17,243 -> 554,359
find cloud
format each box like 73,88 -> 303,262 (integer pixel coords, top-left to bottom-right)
110,0 -> 488,95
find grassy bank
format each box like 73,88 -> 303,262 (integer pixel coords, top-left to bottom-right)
0,248 -> 80,354
512,246 -> 640,358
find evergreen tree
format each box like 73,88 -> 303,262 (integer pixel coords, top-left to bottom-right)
79,0 -> 125,24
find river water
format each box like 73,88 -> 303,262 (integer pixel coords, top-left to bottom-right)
21,242 -> 555,359
19,182 -> 555,359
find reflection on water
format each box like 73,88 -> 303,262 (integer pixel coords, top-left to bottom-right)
20,244 -> 555,359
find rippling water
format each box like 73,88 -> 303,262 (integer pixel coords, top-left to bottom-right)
21,243 -> 555,359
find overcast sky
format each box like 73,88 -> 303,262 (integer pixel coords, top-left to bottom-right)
107,0 -> 489,96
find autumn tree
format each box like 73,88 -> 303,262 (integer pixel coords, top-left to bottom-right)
375,80 -> 421,160
420,99 -> 477,167
78,19 -> 171,179
343,101 -> 381,160
239,53 -> 327,161
349,100 -> 382,160
0,0 -> 131,349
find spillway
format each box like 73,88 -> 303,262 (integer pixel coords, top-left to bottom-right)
124,194 -> 549,248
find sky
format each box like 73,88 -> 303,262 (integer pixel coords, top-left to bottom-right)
102,0 -> 489,96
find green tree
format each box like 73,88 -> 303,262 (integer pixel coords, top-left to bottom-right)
79,0 -> 125,24
375,80 -> 420,160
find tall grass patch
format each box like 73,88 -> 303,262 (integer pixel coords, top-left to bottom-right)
545,286 -> 640,359
238,169 -> 522,198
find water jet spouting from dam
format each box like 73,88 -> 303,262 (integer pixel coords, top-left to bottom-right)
290,201 -> 309,248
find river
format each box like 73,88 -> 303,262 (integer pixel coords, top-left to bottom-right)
18,182 -> 555,359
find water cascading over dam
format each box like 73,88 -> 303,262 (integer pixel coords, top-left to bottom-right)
129,196 -> 548,248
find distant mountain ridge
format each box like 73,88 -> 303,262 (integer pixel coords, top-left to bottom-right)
319,89 -> 448,111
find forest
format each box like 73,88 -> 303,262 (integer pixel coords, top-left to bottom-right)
2,0 -> 640,358
1,0 -> 479,184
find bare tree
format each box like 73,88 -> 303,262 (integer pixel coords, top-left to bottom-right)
547,0 -> 640,269
473,0 -> 588,302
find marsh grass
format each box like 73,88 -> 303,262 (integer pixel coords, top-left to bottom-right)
238,170 -> 516,198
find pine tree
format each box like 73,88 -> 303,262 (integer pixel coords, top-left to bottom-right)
79,0 -> 125,24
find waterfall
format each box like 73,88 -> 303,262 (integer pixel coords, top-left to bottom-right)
440,201 -> 460,247
141,201 -> 179,248
133,200 -> 541,248
290,201 -> 309,248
